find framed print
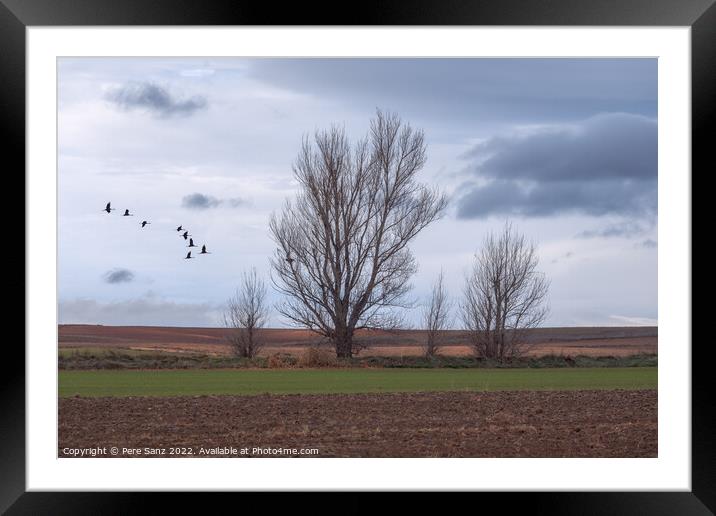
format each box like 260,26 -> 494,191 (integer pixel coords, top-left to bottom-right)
4,0 -> 711,512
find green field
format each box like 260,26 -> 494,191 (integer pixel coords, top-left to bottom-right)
59,367 -> 657,397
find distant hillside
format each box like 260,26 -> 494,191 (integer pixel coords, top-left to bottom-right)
59,324 -> 657,348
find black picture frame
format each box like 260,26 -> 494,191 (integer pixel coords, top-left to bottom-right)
4,0 -> 709,512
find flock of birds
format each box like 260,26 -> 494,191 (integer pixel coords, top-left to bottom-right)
103,202 -> 211,260
102,201 -> 303,266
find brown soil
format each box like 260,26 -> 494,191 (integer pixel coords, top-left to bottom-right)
59,324 -> 657,358
59,390 -> 656,458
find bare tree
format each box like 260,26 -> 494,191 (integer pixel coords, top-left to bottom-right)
461,222 -> 549,360
223,268 -> 268,358
269,110 -> 448,358
422,270 -> 452,357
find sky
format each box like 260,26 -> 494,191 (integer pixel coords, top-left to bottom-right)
57,58 -> 658,328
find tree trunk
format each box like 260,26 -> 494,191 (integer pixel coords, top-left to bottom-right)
334,324 -> 353,358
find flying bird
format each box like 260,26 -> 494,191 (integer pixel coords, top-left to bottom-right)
200,245 -> 210,254
184,251 -> 194,259
140,220 -> 151,228
181,230 -> 191,240
176,225 -> 183,232
187,238 -> 197,248
103,202 -> 115,214
123,209 -> 134,217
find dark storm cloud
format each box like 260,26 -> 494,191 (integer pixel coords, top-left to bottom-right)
462,113 -> 656,182
182,193 -> 248,210
249,58 -> 658,123
456,113 -> 657,219
105,81 -> 207,117
456,178 -> 656,219
103,268 -> 134,284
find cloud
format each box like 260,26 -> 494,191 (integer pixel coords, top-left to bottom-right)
181,193 -> 249,210
249,59 -> 657,123
227,197 -> 249,208
182,193 -> 221,209
551,251 -> 574,264
577,221 -> 648,239
456,178 -> 656,219
58,294 -> 220,327
102,268 -> 134,284
104,81 -> 207,117
456,113 -> 657,219
608,315 -> 658,326
180,68 -> 215,78
639,239 -> 658,249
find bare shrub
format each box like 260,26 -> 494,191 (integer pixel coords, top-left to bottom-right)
267,353 -> 293,369
422,270 -> 452,357
223,268 -> 268,358
298,347 -> 338,368
461,222 -> 549,360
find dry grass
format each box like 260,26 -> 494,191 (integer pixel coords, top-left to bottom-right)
266,353 -> 295,369
297,347 -> 338,368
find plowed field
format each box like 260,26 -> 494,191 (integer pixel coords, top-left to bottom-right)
59,389 -> 656,458
58,324 -> 658,358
